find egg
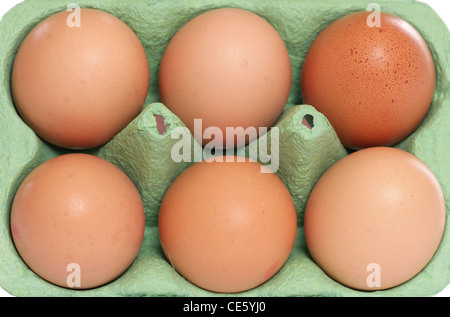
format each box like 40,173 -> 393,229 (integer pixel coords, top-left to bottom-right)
300,11 -> 435,149
158,8 -> 292,148
303,147 -> 445,291
10,153 -> 146,289
11,8 -> 149,149
158,156 -> 297,293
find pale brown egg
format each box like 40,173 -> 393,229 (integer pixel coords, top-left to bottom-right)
11,8 -> 149,149
158,8 -> 292,148
301,11 -> 435,149
10,153 -> 146,289
303,147 -> 445,291
158,156 -> 297,293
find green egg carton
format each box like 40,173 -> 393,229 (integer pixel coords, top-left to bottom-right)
0,0 -> 448,297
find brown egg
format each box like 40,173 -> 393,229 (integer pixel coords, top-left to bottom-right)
11,8 -> 149,149
303,147 -> 445,291
158,8 -> 292,148
300,11 -> 435,149
158,156 -> 297,293
10,153 -> 146,289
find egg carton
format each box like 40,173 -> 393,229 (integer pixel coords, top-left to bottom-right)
0,0 -> 448,297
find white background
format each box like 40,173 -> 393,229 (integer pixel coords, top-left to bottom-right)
0,0 -> 448,298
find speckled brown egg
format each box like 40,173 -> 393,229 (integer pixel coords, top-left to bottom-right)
301,11 -> 435,149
